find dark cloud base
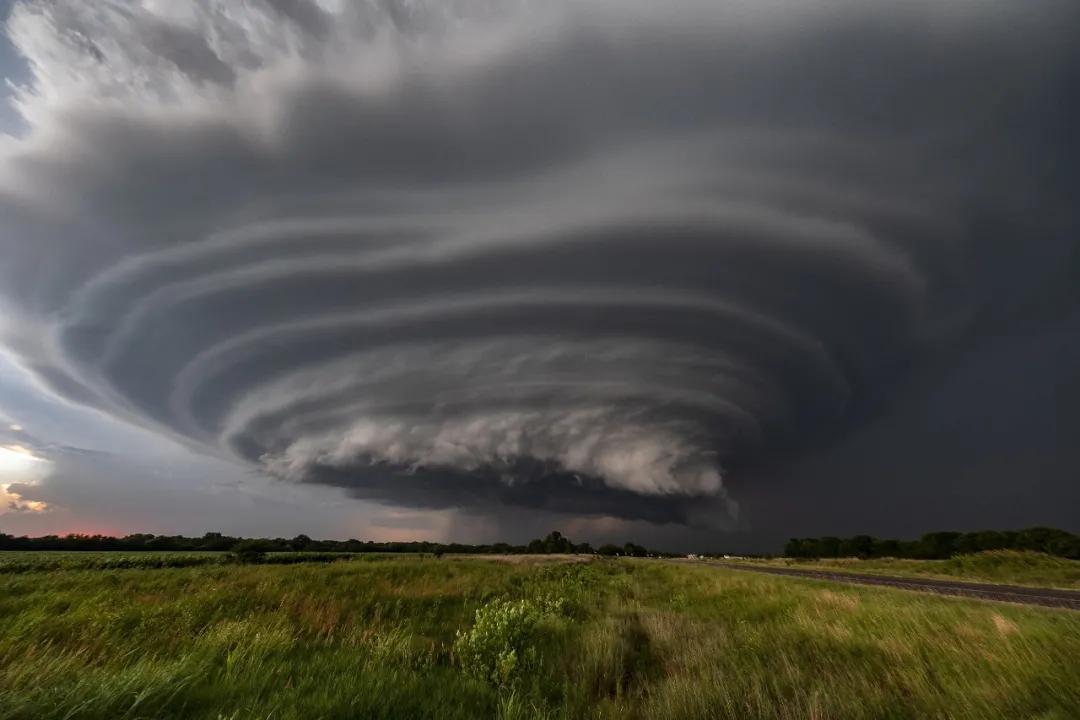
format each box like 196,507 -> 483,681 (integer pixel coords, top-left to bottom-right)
0,0 -> 1078,535
309,461 -> 728,527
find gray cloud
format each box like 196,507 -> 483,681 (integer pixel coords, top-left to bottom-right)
0,0 -> 1077,534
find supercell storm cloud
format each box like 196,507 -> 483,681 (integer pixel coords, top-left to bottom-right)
0,1 -> 1077,526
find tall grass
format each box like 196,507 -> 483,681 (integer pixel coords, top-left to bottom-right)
0,557 -> 1077,719
0,551 -> 367,574
745,550 -> 1080,589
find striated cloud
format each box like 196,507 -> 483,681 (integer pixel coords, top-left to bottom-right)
0,0 -> 1077,528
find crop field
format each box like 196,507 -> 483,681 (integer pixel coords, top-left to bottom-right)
1,555 -> 1078,720
733,550 -> 1080,589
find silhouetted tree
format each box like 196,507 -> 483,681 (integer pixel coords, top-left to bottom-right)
783,527 -> 1080,560
290,534 -> 313,552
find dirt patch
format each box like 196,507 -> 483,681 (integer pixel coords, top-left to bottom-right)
816,589 -> 860,611
990,613 -> 1019,637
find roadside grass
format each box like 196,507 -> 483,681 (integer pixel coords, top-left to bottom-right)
0,557 -> 1077,719
736,550 -> 1080,589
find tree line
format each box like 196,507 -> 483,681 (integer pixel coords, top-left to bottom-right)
0,530 -> 666,558
784,527 -> 1080,560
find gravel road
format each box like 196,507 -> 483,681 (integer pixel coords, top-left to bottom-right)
708,562 -> 1080,610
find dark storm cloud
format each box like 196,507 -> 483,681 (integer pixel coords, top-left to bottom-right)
0,0 -> 1077,532
263,0 -> 331,39
309,463 -> 724,526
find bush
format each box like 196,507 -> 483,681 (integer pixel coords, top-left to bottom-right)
229,541 -> 269,564
454,597 -> 566,687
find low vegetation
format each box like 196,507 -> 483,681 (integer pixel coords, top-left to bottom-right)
738,550 -> 1080,590
0,550 -> 364,574
1,554 -> 1078,719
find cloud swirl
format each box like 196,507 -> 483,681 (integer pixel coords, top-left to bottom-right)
0,0 -> 1077,525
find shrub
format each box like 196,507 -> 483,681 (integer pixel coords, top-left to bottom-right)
454,597 -> 565,687
228,541 -> 268,564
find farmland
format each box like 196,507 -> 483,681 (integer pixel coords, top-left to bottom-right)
1,554 -> 1078,719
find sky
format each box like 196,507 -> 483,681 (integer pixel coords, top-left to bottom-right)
0,0 -> 1077,552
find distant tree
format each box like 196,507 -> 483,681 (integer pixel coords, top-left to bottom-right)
199,532 -> 235,551
231,539 -> 280,554
873,539 -> 901,558
597,544 -> 621,557
786,537 -> 812,561
1050,534 -> 1080,559
839,535 -> 876,559
918,532 -> 961,559
290,534 -> 313,552
539,531 -> 575,554
229,539 -> 271,564
962,530 -> 1007,553
1016,527 -> 1074,554
817,537 -> 841,558
146,535 -> 182,551
784,528 -> 1080,560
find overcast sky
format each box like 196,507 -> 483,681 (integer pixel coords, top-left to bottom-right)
0,0 -> 1077,552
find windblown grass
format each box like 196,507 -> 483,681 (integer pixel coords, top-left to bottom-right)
740,550 -> 1080,589
0,551 -> 368,574
0,556 -> 1077,719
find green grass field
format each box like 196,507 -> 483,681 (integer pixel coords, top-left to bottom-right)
0,550 -> 364,574
733,550 -> 1080,589
0,554 -> 1077,720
